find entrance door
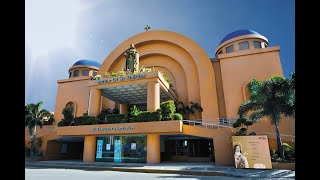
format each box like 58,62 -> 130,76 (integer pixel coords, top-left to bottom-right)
163,136 -> 214,162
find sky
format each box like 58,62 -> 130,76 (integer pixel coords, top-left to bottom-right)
25,0 -> 295,112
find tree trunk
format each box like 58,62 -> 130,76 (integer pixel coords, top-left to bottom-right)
28,127 -> 34,155
31,126 -> 37,155
275,124 -> 285,159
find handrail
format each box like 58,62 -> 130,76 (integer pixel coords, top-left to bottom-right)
182,119 -> 295,142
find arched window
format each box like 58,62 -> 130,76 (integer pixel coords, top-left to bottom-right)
65,101 -> 76,117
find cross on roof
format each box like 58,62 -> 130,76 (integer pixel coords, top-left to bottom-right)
145,25 -> 150,32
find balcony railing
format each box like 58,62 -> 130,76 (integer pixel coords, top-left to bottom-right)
182,119 -> 295,142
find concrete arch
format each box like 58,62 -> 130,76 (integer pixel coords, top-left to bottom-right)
140,55 -> 187,105
108,46 -> 199,109
99,30 -> 219,122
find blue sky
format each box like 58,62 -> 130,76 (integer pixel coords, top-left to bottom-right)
25,0 -> 295,112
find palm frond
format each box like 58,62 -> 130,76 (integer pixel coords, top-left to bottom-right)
249,110 -> 265,122
238,101 -> 262,117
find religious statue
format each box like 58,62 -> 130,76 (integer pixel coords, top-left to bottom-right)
124,44 -> 140,73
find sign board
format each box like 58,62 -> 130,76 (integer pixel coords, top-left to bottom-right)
114,140 -> 122,162
96,140 -> 103,158
131,143 -> 136,150
232,135 -> 272,169
98,74 -> 146,84
106,144 -> 111,150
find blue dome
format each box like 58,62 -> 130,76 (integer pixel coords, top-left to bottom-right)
72,60 -> 101,68
219,30 -> 261,45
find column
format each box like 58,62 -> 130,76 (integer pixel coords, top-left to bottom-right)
119,103 -> 128,116
147,134 -> 160,163
83,136 -> 96,162
213,136 -> 234,166
147,81 -> 160,111
88,88 -> 102,117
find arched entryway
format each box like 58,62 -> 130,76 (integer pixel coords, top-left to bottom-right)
98,30 -> 220,123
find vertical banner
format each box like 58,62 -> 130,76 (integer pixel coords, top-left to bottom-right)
96,140 -> 103,158
232,135 -> 272,169
131,143 -> 136,150
114,139 -> 122,162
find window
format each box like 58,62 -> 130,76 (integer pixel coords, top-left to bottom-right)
218,50 -> 223,54
239,41 -> 249,50
82,70 -> 89,76
96,135 -> 147,163
253,41 -> 261,49
93,71 -> 97,76
65,102 -> 75,116
69,72 -> 72,78
73,70 -> 79,77
243,83 -> 251,101
61,144 -> 68,153
226,45 -> 234,53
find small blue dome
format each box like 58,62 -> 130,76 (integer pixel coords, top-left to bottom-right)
72,60 -> 101,68
219,30 -> 261,45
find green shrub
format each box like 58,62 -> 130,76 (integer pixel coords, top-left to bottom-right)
172,113 -> 183,120
106,114 -> 125,124
62,106 -> 74,121
43,117 -> 54,125
244,119 -> 253,126
282,143 -> 293,152
233,122 -> 241,128
160,71 -> 172,85
234,128 -> 247,136
122,117 -> 131,123
97,108 -> 112,121
58,106 -> 74,127
57,120 -> 72,127
237,117 -> 247,124
232,117 -> 255,135
113,108 -> 120,114
282,143 -> 295,160
130,105 -> 141,117
73,116 -> 100,126
160,100 -> 176,120
132,111 -> 162,122
270,149 -> 279,161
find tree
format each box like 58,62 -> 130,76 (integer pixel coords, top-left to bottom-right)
58,106 -> 74,127
25,101 -> 54,156
233,117 -> 254,136
238,73 -> 295,159
189,102 -> 203,119
176,102 -> 190,118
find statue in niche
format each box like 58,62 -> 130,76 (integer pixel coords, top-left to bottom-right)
124,44 -> 140,73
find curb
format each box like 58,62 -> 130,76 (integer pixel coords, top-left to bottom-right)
25,164 -> 226,176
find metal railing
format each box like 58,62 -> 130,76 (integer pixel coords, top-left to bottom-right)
182,119 -> 295,142
247,130 -> 295,142
182,119 -> 235,131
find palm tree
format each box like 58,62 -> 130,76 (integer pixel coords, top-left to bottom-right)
238,73 -> 295,159
190,102 -> 203,120
25,101 -> 54,156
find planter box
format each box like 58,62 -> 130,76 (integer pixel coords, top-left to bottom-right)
272,162 -> 295,170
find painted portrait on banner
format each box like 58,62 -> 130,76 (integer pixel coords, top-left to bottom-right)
232,135 -> 272,169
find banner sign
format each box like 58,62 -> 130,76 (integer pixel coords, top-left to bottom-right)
232,135 -> 272,169
114,140 -> 122,162
96,140 -> 103,158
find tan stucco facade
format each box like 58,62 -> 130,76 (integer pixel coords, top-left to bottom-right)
26,30 -> 294,167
